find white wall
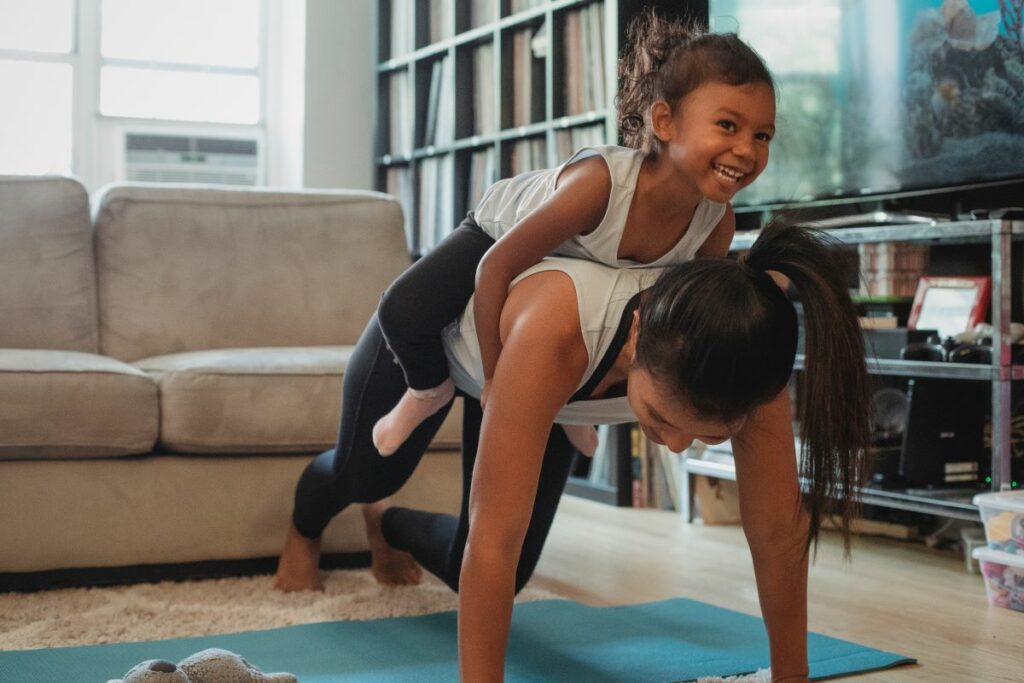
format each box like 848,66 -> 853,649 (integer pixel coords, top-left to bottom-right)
302,0 -> 376,190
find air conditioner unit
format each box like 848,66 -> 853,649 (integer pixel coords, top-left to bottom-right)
123,133 -> 262,186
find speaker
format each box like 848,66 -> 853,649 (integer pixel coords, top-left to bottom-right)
900,378 -> 988,487
869,387 -> 909,489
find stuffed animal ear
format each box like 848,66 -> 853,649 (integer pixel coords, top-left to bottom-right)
178,648 -> 236,678
178,648 -> 296,683
109,658 -> 188,683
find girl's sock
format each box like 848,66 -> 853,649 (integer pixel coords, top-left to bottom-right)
372,378 -> 456,456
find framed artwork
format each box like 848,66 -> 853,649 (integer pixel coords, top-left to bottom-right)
908,276 -> 991,339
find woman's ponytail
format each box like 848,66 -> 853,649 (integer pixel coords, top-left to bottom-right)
743,220 -> 872,555
635,218 -> 868,553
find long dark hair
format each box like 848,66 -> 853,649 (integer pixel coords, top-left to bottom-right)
617,8 -> 775,157
635,220 -> 871,553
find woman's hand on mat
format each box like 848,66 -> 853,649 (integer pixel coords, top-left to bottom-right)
771,675 -> 809,682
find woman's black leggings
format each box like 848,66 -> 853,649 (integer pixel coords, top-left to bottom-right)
377,214 -> 495,391
291,312 -> 577,593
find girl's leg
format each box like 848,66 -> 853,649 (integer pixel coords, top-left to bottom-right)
378,215 -> 494,391
373,216 -> 495,456
275,313 -> 453,591
381,399 -> 578,593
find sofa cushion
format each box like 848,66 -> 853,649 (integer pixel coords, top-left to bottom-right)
94,184 -> 410,362
0,350 -> 158,459
0,451 -> 463,573
135,346 -> 463,454
0,175 -> 98,352
135,347 -> 353,453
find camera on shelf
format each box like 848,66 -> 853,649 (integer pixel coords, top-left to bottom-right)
899,323 -> 1024,364
900,335 -> 990,363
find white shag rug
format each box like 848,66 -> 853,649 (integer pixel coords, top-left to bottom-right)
0,569 -> 769,682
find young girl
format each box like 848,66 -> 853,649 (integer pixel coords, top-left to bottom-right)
371,9 -> 777,456
276,219 -> 871,683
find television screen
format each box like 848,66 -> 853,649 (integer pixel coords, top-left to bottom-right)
710,0 -> 1024,209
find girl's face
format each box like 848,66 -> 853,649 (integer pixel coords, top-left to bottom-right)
626,366 -> 742,453
655,80 -> 776,204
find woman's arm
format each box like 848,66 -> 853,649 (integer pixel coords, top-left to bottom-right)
731,389 -> 811,683
459,271 -> 590,682
474,156 -> 610,394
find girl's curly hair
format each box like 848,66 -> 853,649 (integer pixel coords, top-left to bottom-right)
617,8 -> 775,157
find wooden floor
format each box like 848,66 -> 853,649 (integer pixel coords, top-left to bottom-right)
529,496 -> 1021,682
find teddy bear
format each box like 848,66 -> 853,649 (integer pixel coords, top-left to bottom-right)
107,647 -> 297,683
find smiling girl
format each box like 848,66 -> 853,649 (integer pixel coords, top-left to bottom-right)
371,9 -> 777,460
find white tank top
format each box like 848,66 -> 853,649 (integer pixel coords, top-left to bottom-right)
472,145 -> 727,267
443,257 -> 662,425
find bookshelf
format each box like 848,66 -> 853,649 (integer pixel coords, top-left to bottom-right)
374,0 -> 703,255
374,0 -> 705,505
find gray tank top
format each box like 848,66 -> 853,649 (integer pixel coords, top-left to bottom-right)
443,257 -> 662,425
472,145 -> 727,267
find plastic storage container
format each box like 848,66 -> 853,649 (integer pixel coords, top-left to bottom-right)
972,547 -> 1024,612
972,490 -> 1024,556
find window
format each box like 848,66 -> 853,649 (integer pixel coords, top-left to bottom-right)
0,0 -> 74,52
0,0 -> 265,179
0,0 -> 75,175
99,0 -> 262,124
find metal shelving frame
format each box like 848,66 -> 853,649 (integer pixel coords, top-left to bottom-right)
681,218 -> 1023,522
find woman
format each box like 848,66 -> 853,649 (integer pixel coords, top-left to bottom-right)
275,220 -> 870,683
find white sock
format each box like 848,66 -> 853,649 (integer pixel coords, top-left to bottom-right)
372,379 -> 455,456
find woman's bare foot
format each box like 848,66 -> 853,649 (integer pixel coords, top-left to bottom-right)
362,500 -> 422,586
273,524 -> 324,592
372,378 -> 455,456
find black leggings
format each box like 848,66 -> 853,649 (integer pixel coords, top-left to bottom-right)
377,214 -> 495,391
292,313 -> 577,593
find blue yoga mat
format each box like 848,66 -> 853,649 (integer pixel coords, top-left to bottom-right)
0,598 -> 914,682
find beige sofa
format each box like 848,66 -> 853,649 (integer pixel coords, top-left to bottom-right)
0,175 -> 462,586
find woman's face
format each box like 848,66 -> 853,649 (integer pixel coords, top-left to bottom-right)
626,366 -> 741,453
